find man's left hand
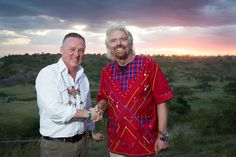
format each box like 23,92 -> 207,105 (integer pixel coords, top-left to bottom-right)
92,132 -> 105,142
154,137 -> 169,154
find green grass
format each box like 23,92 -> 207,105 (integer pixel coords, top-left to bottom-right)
0,101 -> 39,140
1,84 -> 235,157
0,142 -> 40,157
1,135 -> 235,157
0,84 -> 36,100
88,140 -> 109,157
0,55 -> 236,157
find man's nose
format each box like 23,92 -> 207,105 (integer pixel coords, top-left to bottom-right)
75,49 -> 84,56
73,51 -> 80,57
115,39 -> 122,46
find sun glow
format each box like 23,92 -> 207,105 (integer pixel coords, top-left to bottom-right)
139,48 -> 236,56
1,37 -> 31,45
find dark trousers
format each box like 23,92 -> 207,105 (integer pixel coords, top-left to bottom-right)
40,135 -> 87,157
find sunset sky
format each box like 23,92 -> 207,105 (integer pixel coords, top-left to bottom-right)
0,0 -> 236,57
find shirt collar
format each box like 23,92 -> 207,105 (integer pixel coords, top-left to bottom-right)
58,58 -> 67,73
57,58 -> 84,81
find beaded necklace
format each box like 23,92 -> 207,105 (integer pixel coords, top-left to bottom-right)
61,73 -> 84,106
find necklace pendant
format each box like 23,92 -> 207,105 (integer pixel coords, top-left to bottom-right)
68,100 -> 73,106
68,100 -> 76,106
75,88 -> 80,95
68,86 -> 80,99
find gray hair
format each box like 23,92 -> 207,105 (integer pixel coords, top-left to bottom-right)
62,32 -> 85,47
105,24 -> 135,60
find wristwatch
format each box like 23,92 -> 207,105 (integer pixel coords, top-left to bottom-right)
159,131 -> 169,142
87,110 -> 92,120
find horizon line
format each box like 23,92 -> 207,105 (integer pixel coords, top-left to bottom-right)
1,52 -> 236,59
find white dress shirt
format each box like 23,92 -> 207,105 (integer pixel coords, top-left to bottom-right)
35,58 -> 94,138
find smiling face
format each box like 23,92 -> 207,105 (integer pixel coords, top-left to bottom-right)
61,37 -> 85,72
108,30 -> 132,60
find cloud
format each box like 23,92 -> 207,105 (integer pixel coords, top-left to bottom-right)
0,30 -> 30,45
0,0 -> 236,56
1,0 -> 236,31
1,37 -> 30,45
0,30 -> 22,37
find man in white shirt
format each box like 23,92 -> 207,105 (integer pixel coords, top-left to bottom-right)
36,32 -> 104,157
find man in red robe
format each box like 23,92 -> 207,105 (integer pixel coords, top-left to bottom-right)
96,24 -> 174,157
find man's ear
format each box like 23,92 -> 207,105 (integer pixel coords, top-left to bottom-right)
60,46 -> 63,54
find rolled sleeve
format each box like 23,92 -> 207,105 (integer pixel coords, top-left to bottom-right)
150,63 -> 174,105
36,67 -> 76,124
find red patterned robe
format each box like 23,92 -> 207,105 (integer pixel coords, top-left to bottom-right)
97,55 -> 174,156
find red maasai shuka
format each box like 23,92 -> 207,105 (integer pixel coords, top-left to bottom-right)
97,55 -> 174,156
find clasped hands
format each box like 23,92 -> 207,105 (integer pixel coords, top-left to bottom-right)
87,105 -> 105,142
88,105 -> 103,122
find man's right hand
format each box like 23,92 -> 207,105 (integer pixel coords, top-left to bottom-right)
89,107 -> 103,122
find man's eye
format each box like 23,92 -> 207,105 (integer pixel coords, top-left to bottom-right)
110,39 -> 116,43
78,49 -> 85,53
120,38 -> 127,41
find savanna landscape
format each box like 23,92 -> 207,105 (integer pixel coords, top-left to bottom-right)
0,53 -> 235,157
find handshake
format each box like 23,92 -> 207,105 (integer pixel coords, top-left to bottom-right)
87,104 -> 106,142
87,104 -> 104,123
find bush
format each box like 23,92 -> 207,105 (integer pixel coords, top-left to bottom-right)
168,96 -> 191,128
192,103 -> 236,135
224,81 -> 236,96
